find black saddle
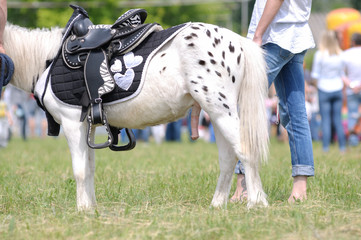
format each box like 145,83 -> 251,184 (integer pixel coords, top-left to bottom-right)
62,7 -> 159,68
52,5 -> 161,150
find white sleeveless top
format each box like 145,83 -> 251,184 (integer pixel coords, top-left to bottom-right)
247,0 -> 315,54
311,51 -> 344,92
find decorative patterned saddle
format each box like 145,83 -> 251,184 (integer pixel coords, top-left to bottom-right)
37,4 -> 188,150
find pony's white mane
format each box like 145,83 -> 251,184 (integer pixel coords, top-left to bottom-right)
4,23 -> 63,92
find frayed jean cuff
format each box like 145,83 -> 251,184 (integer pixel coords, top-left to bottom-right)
292,165 -> 314,177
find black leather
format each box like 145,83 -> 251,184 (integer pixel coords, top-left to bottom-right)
84,49 -> 109,125
65,26 -> 114,53
84,49 -> 109,98
73,18 -> 93,37
112,9 -> 147,28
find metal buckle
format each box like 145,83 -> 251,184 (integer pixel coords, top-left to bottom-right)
94,98 -> 102,104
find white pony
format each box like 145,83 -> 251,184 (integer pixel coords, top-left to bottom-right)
4,21 -> 269,210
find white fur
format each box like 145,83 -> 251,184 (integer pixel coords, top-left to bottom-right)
4,24 -> 63,92
5,22 -> 269,210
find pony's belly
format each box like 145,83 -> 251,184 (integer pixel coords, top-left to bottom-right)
105,87 -> 194,129
105,92 -> 194,129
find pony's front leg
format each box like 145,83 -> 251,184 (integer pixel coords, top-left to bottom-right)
62,119 -> 96,211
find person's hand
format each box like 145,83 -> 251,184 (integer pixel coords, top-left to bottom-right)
252,35 -> 263,46
349,81 -> 361,94
0,44 -> 5,54
352,85 -> 361,94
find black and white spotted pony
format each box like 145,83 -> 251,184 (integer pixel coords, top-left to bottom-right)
4,10 -> 269,210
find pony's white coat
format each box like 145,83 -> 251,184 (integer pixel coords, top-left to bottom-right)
5,22 -> 269,210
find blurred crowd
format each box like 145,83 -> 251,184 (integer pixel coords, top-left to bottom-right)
271,31 -> 361,153
0,85 -> 47,147
307,31 -> 361,152
0,32 -> 360,152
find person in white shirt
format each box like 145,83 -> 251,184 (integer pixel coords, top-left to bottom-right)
311,30 -> 346,152
342,33 -> 361,146
232,0 -> 315,204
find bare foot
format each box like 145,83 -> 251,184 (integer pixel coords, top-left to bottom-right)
230,174 -> 248,202
288,176 -> 307,203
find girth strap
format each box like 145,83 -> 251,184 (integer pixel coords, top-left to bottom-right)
84,49 -> 109,100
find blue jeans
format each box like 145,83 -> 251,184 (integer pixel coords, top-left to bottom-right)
165,119 -> 182,142
236,43 -> 314,177
318,89 -> 346,151
347,93 -> 361,146
133,128 -> 150,142
309,112 -> 321,141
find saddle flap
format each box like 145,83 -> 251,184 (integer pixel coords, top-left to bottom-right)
112,9 -> 147,29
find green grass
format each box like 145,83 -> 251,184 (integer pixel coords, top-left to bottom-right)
0,135 -> 360,239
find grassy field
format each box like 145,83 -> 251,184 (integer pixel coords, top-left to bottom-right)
0,134 -> 360,239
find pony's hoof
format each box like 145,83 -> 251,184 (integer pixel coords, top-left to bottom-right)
246,191 -> 268,209
210,199 -> 227,209
247,198 -> 268,209
77,203 -> 97,212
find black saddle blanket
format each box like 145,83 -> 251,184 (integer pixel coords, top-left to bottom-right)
50,23 -> 188,106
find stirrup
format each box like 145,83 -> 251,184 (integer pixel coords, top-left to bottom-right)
109,127 -> 136,151
86,114 -> 113,149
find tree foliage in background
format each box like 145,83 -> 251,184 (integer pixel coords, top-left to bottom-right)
7,0 -> 361,33
311,0 -> 361,12
8,0 -> 237,31
350,0 -> 361,10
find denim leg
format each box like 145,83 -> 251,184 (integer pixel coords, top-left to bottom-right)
318,90 -> 332,151
235,160 -> 245,174
347,93 -> 361,146
263,43 -> 294,87
273,51 -> 314,177
332,90 -> 346,151
165,119 -> 182,142
234,43 -> 314,177
310,112 -> 321,141
141,127 -> 151,142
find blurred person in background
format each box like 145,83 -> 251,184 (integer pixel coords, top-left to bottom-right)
165,119 -> 182,142
311,30 -> 346,153
0,91 -> 12,147
3,85 -> 28,140
342,33 -> 361,147
27,94 -> 47,138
